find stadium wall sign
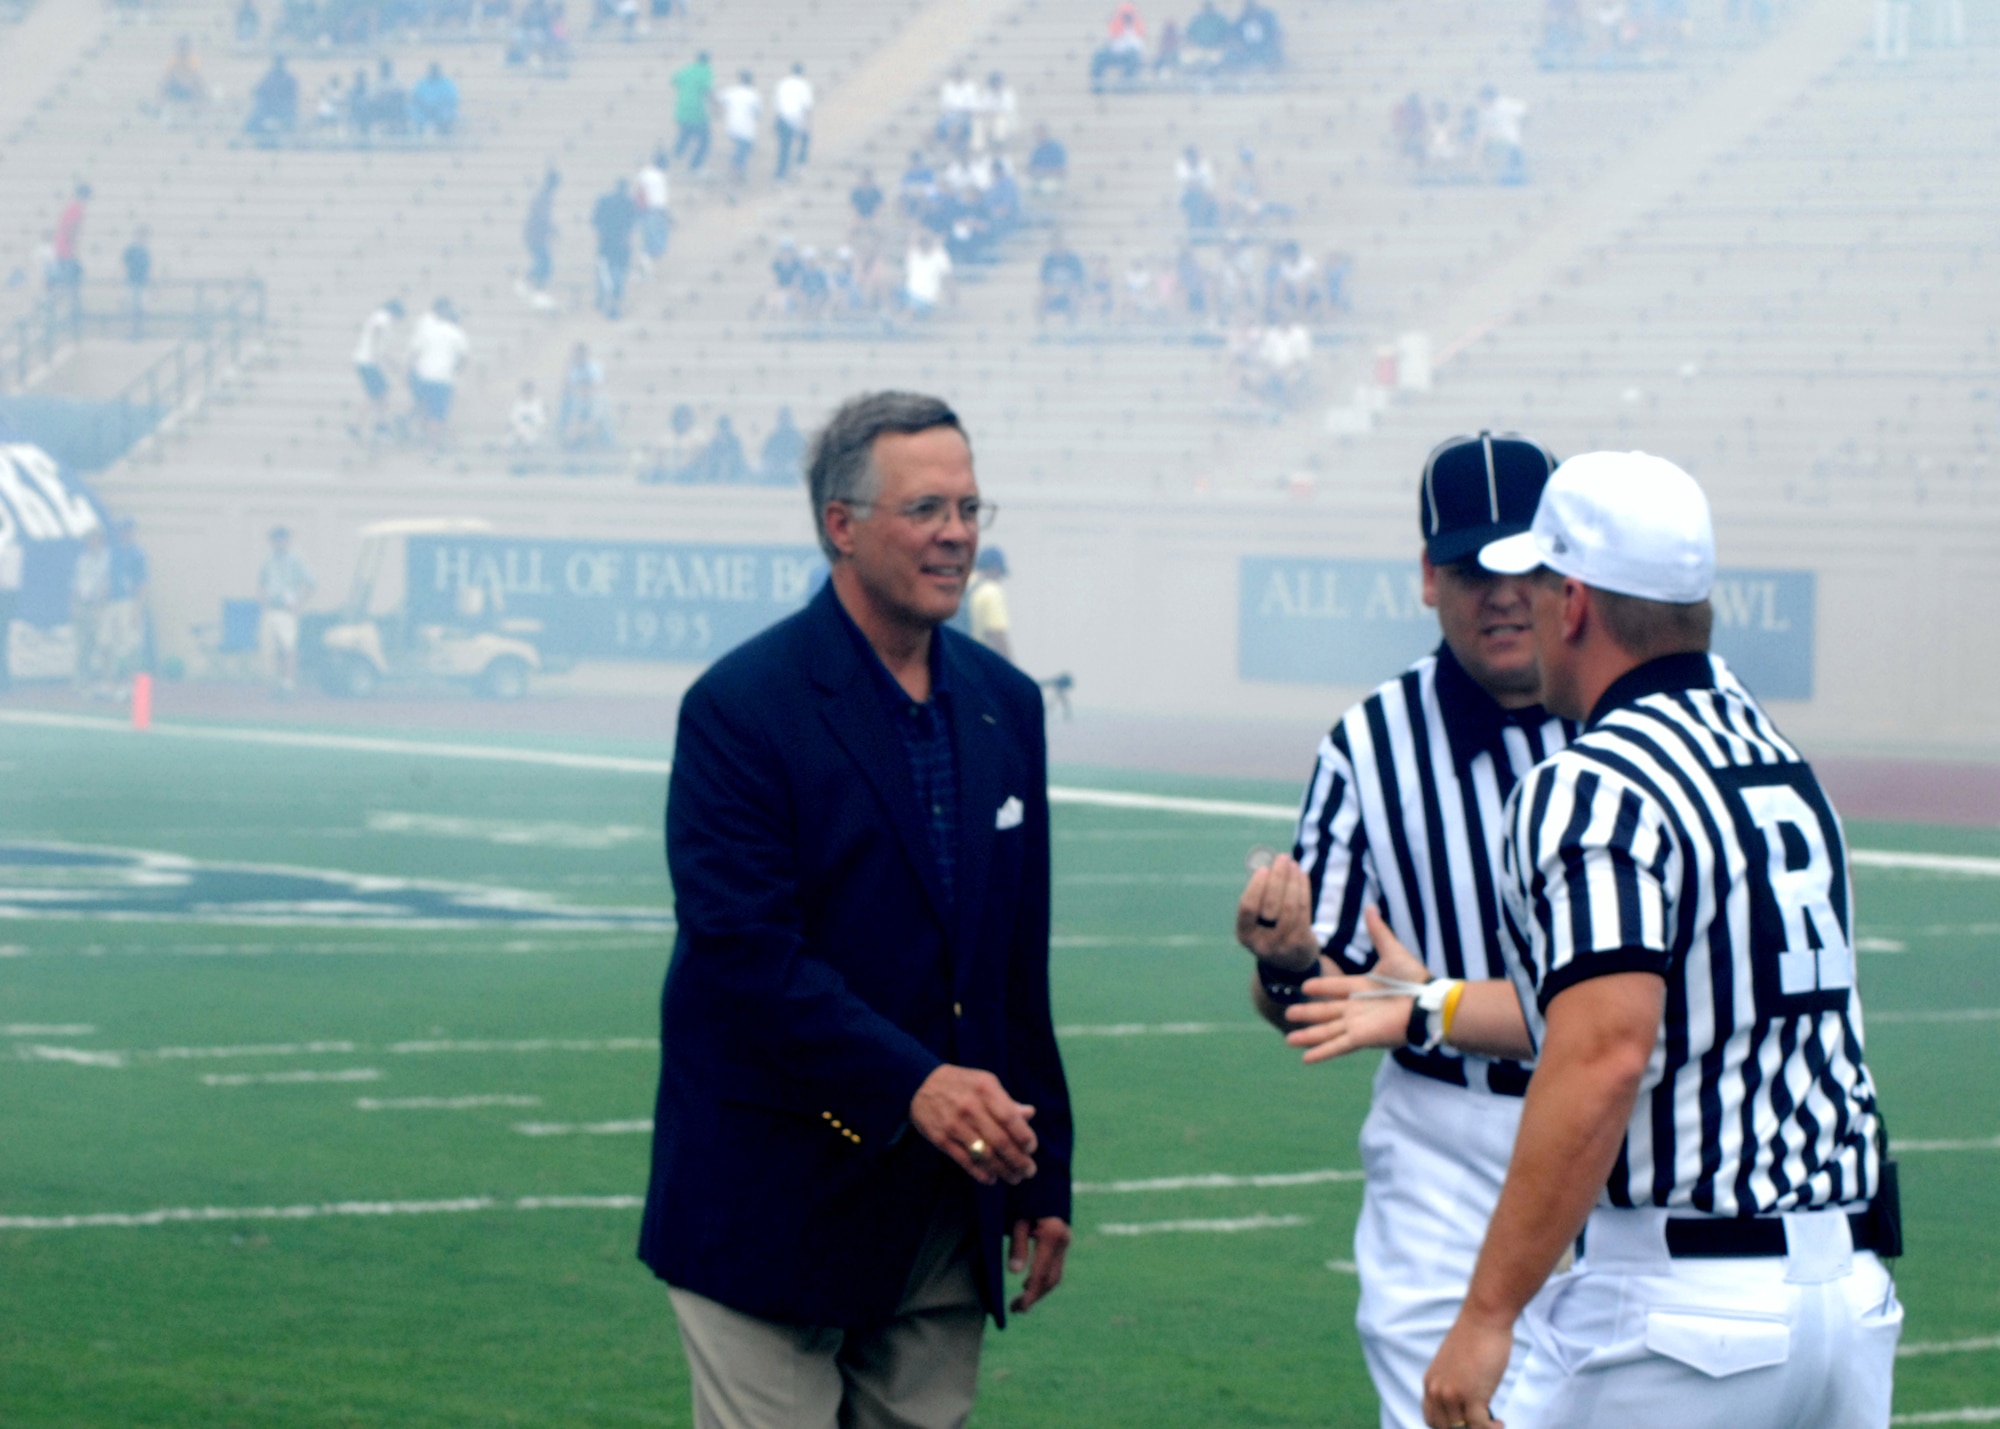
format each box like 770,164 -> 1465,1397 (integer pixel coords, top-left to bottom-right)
1238,557 -> 1816,700
0,439 -> 107,679
406,535 -> 825,663
0,841 -> 675,929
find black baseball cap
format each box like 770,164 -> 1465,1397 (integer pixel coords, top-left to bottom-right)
1419,430 -> 1559,565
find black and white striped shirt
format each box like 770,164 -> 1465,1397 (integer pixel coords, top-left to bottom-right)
1498,651 -> 1883,1215
1293,645 -> 1575,1095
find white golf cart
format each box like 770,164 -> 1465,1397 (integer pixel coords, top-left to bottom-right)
313,518 -> 544,700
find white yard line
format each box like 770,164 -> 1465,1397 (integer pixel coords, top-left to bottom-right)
0,1194 -> 644,1232
513,1120 -> 652,1137
1892,1411 -> 2000,1425
1,1023 -> 96,1036
1871,1010 -> 2000,1025
1895,1136 -> 2000,1153
1100,1214 -> 1309,1236
202,1068 -> 383,1086
387,1037 -> 653,1055
1077,1169 -> 1364,1194
1900,1336 -> 2000,1359
356,1095 -> 542,1111
1852,850 -> 2000,879
153,1041 -> 360,1060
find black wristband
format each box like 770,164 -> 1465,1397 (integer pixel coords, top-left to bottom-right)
1258,958 -> 1315,1006
1405,998 -> 1433,1048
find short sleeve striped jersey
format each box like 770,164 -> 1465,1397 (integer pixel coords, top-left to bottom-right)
1292,644 -> 1574,1091
1497,651 -> 1884,1216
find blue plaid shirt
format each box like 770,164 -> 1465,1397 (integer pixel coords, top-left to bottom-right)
839,601 -> 959,908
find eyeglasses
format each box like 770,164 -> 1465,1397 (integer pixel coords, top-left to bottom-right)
844,496 -> 997,532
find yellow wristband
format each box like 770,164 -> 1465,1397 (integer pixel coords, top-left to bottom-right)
1440,980 -> 1467,1041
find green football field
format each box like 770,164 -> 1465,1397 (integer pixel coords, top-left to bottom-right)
1,713 -> 1996,1427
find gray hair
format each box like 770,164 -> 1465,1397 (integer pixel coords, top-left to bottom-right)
805,391 -> 966,561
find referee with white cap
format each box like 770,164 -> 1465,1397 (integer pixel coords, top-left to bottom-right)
1236,431 -> 1574,1428
1306,450 -> 1903,1429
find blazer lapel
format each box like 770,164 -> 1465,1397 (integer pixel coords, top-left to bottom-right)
805,590 -> 952,928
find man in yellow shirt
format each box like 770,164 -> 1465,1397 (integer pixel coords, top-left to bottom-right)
966,546 -> 1012,662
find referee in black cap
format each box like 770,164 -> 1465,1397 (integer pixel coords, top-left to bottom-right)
1235,431 -> 1575,1429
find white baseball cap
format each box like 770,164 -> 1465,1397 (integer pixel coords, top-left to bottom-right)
1477,450 -> 1715,603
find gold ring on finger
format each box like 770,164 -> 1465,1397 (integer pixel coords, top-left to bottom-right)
968,1138 -> 989,1159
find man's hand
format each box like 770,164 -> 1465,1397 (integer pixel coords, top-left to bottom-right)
1284,976 -> 1414,1062
910,1064 -> 1037,1187
1360,906 -> 1431,985
1234,853 -> 1317,970
1008,1216 -> 1071,1313
1422,1312 -> 1515,1429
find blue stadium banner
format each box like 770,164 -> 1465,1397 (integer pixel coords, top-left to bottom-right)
407,535 -> 825,663
1239,558 -> 1816,700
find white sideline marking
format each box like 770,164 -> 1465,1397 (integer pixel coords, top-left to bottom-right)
202,1068 -> 383,1086
15,1044 -> 126,1067
1857,937 -> 1908,953
514,1119 -> 651,1137
1057,1022 -> 1261,1038
367,811 -> 654,850
1852,850 -> 2000,878
1891,1411 -> 2000,1425
1895,1136 -> 2000,1153
1871,1009 -> 2000,1024
154,1040 -> 360,1060
1077,1168 -> 1364,1195
9,1036 -> 654,1069
1101,1214 -> 1309,1236
1046,786 -> 1297,821
1326,1259 -> 1359,1275
388,1037 -> 652,1055
2,1023 -> 96,1036
356,1095 -> 542,1111
0,1194 -> 644,1232
1900,1336 -> 2000,1359
0,710 -> 673,776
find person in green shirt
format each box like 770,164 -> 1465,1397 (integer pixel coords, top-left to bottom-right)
671,51 -> 714,171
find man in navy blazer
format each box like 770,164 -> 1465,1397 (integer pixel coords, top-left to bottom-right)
639,391 -> 1074,1429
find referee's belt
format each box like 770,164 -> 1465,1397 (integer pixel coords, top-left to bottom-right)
1581,1182 -> 1902,1266
1664,1209 -> 1897,1259
1391,1045 -> 1530,1098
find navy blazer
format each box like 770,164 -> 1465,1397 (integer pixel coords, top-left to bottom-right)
638,582 -> 1073,1329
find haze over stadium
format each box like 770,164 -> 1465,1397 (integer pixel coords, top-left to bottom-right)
1,0 -> 1997,1425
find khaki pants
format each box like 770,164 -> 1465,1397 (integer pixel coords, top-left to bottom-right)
668,1201 -> 985,1429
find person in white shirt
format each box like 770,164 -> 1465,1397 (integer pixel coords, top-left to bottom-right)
407,297 -> 470,449
973,70 -> 1017,154
258,526 -> 315,696
773,63 -> 813,179
937,66 -> 979,150
633,150 -> 670,276
349,297 -> 404,444
719,71 -> 761,183
1477,85 -> 1527,182
904,232 -> 953,317
509,379 -> 547,451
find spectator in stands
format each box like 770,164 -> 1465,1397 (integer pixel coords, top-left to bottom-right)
592,177 -> 638,318
312,74 -> 346,130
520,169 -> 560,308
637,402 -> 702,482
159,35 -> 210,111
370,58 -> 410,135
52,184 -> 89,291
1541,0 -> 1588,56
558,342 -> 613,449
1154,18 -> 1183,74
758,406 -> 806,484
672,50 -> 714,170
973,71 -> 1018,153
899,149 -> 937,215
1226,145 -> 1292,225
1392,92 -> 1427,164
247,55 -> 299,138
690,415 -> 750,483
937,66 -> 979,151
1026,124 -> 1068,195
1233,320 -> 1311,409
849,169 -> 884,228
1477,84 -> 1527,182
349,297 -> 403,444
1322,249 -> 1353,313
258,526 -> 314,698
507,1 -> 571,66
1038,231 -> 1087,324
508,379 -> 548,450
1092,5 -> 1147,88
1266,240 -> 1316,320
1874,0 -> 1911,59
235,0 -> 261,41
1182,1 -> 1234,70
1231,0 -> 1283,71
1177,146 -> 1220,235
122,227 -> 152,339
773,62 -> 813,179
410,61 -> 460,136
1426,99 -> 1459,168
407,297 -> 469,450
904,231 -> 953,316
633,149 -> 670,277
719,71 -> 761,185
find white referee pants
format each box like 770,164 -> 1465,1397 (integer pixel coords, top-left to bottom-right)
1504,1206 -> 1902,1429
1353,1058 -> 1528,1429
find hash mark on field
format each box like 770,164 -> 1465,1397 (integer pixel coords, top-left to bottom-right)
203,1068 -> 383,1086
0,1194 -> 646,1232
1100,1214 -> 1309,1236
356,1095 -> 543,1111
1326,1259 -> 1359,1275
1890,1410 -> 2000,1424
1894,1135 -> 2000,1153
1900,1336 -> 2000,1358
15,1044 -> 126,1068
1857,937 -> 1908,953
514,1119 -> 651,1137
3,1023 -> 96,1036
1077,1169 -> 1365,1194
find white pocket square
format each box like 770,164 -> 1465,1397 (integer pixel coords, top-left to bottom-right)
994,796 -> 1024,831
